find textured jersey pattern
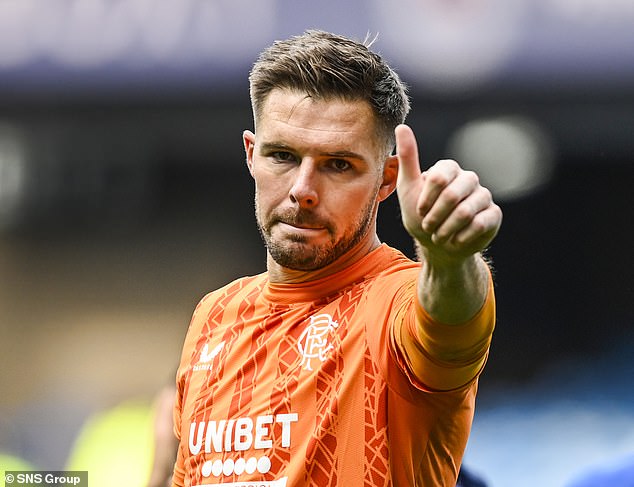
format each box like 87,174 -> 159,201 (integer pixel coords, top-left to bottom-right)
172,245 -> 495,487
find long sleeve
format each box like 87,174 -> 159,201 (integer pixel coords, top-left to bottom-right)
394,274 -> 496,392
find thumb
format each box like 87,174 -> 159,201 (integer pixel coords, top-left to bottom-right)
395,124 -> 422,187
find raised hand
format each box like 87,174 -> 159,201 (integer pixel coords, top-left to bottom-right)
395,124 -> 502,262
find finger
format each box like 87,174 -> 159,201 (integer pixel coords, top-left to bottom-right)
395,124 -> 422,186
431,185 -> 492,243
450,203 -> 502,249
419,162 -> 470,232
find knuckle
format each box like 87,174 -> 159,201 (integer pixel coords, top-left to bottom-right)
464,170 -> 479,183
422,215 -> 438,229
473,219 -> 489,234
479,186 -> 493,202
438,158 -> 460,170
426,170 -> 450,187
470,213 -> 489,233
454,204 -> 475,222
485,202 -> 503,224
441,187 -> 462,205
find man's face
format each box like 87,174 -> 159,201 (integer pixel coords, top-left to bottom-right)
243,89 -> 395,272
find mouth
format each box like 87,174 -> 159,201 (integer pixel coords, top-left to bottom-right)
272,213 -> 331,238
278,221 -> 327,233
267,209 -> 332,240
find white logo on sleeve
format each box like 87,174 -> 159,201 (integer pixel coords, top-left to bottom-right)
297,313 -> 339,371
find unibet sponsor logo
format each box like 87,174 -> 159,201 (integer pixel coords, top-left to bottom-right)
189,413 -> 298,482
189,413 -> 298,455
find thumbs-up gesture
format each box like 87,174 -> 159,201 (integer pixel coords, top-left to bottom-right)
395,124 -> 502,261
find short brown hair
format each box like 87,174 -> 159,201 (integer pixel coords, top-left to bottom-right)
249,30 -> 410,155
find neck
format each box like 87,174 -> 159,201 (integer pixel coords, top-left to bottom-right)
267,234 -> 382,284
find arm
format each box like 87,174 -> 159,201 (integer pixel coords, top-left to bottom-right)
395,124 -> 501,325
393,125 -> 501,390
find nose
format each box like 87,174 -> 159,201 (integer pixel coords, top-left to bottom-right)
289,160 -> 319,208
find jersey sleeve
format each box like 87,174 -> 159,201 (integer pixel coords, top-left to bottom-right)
392,272 -> 496,392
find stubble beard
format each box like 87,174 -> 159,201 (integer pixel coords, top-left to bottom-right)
255,193 -> 378,272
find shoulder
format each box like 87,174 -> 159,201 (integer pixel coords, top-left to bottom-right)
375,244 -> 420,276
188,273 -> 268,335
200,273 -> 267,303
178,273 -> 267,370
189,273 -> 268,328
366,245 -> 420,299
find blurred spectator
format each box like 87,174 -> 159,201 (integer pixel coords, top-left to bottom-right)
566,454 -> 634,487
65,399 -> 155,487
147,385 -> 178,487
457,465 -> 488,487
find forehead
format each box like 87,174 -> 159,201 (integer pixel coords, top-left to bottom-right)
256,89 -> 380,154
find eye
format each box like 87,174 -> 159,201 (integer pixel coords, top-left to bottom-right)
330,159 -> 352,172
271,151 -> 297,163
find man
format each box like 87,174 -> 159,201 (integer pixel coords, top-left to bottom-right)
172,30 -> 502,486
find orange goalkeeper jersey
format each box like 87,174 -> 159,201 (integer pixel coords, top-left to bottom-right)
172,244 -> 495,486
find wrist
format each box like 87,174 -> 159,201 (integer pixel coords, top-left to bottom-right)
416,242 -> 490,324
414,239 -> 480,270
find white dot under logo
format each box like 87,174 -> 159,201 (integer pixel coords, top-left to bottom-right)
223,458 -> 235,476
234,457 -> 246,475
201,460 -> 213,477
257,456 -> 272,474
245,457 -> 258,474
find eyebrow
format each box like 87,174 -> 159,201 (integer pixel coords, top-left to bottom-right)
259,142 -> 366,161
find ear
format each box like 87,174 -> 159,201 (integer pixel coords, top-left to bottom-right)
377,154 -> 399,202
243,130 -> 256,177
